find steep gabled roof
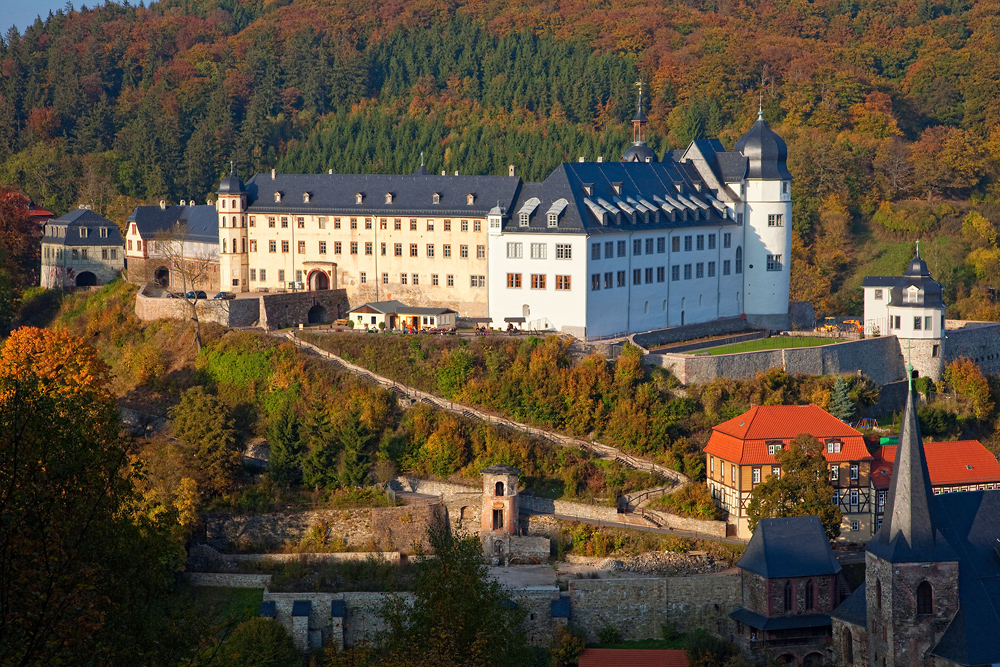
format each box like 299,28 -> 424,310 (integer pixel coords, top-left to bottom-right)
867,389 -> 956,563
737,516 -> 841,578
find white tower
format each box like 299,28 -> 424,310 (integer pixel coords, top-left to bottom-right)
736,109 -> 793,329
217,167 -> 249,292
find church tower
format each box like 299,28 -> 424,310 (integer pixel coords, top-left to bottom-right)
216,168 -> 249,292
735,109 -> 793,329
863,380 -> 959,666
621,83 -> 658,163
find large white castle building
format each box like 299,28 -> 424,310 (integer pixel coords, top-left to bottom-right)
205,99 -> 794,337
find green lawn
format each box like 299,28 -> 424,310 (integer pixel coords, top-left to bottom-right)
173,586 -> 263,628
689,336 -> 846,356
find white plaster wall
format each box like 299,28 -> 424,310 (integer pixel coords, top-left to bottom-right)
742,179 -> 791,318
488,231 -> 588,334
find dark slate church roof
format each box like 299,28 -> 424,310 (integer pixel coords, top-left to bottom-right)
44,208 -> 124,247
867,388 -> 956,563
242,172 -> 521,218
830,581 -> 866,627
737,516 -> 841,579
126,205 -> 219,245
861,249 -> 945,309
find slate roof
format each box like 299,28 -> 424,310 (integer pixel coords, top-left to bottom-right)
871,441 -> 1000,490
242,172 -> 521,218
126,204 -> 219,245
217,172 -> 246,194
330,600 -> 346,617
44,209 -> 124,247
730,607 -> 832,631
501,161 -> 738,236
291,600 -> 312,617
734,114 -> 792,180
861,249 -> 945,309
830,581 -> 866,627
259,601 -> 277,618
867,389 -> 957,563
737,516 -> 841,579
577,648 -> 689,667
481,464 -> 520,476
704,404 -> 869,465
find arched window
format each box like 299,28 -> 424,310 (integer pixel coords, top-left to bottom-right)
495,481 -> 504,497
784,581 -> 794,612
736,247 -> 743,274
222,238 -> 227,253
805,579 -> 815,611
845,630 -> 854,664
876,580 -> 882,610
917,581 -> 933,615
222,199 -> 226,209
232,216 -> 237,226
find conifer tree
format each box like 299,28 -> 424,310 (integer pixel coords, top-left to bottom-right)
829,375 -> 856,421
267,406 -> 302,487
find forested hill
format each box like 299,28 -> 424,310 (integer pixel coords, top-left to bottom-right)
5,0 -> 1000,317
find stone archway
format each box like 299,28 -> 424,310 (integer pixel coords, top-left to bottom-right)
308,270 -> 329,291
75,271 -> 97,287
803,652 -> 824,667
307,304 -> 328,325
154,266 -> 169,288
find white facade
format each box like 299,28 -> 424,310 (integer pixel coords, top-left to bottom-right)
739,178 -> 793,327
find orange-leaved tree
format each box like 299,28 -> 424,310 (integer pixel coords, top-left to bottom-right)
0,327 -> 179,666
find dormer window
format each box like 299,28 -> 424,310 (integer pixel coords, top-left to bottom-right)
385,193 -> 393,204
906,286 -> 919,304
767,442 -> 782,457
303,192 -> 311,203
79,227 -> 87,238
467,194 -> 474,205
432,193 -> 440,204
519,212 -> 529,227
826,441 -> 842,454
583,183 -> 593,197
355,193 -> 363,204
100,227 -> 108,238
274,192 -> 282,203
547,213 -> 558,228
612,182 -> 622,195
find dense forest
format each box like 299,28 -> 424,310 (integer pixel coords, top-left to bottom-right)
6,0 -> 1000,315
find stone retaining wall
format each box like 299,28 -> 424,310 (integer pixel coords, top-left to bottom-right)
631,317 -> 753,350
134,285 -> 260,327
567,575 -> 740,641
642,508 -> 728,538
647,335 -> 906,386
652,330 -> 768,355
229,552 -> 401,564
519,495 -> 620,522
184,572 -> 273,588
258,290 -> 350,329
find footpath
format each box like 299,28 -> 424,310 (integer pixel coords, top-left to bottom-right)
280,332 -> 748,544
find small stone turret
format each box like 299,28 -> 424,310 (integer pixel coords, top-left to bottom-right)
480,464 -> 520,536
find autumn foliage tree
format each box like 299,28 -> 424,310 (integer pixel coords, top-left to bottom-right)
746,434 -> 842,540
945,357 -> 995,421
0,327 -> 178,665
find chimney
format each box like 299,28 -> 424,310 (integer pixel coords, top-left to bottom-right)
454,170 -> 459,176
271,169 -> 276,180
508,165 -> 516,177
328,169 -> 333,175
578,156 -> 585,162
189,198 -> 195,205
180,199 -> 186,206
441,171 -> 446,176
597,156 -> 603,163
160,200 -> 166,210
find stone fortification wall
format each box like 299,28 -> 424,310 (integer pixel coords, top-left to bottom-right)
134,285 -> 260,327
185,572 -> 273,588
390,476 -> 483,535
390,477 -> 479,497
520,495 -> 620,522
631,317 -> 753,350
263,590 -> 410,649
944,321 -> 1000,376
520,496 -> 727,538
653,331 -> 768,355
648,335 -> 906,386
258,290 -> 350,329
567,575 -> 740,642
228,552 -> 401,565
204,503 -> 442,553
642,508 -> 728,538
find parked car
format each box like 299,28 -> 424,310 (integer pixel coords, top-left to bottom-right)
185,290 -> 208,300
213,291 -> 235,300
166,292 -> 182,299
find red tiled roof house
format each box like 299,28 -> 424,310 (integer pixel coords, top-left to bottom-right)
704,405 -> 873,541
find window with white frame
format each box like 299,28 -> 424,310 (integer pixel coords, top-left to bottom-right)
507,242 -> 523,259
850,489 -> 859,506
827,441 -> 842,454
831,465 -> 839,481
556,244 -> 572,259
766,254 -> 782,271
752,468 -> 761,484
531,243 -> 547,259
768,214 -> 783,227
768,443 -> 781,456
874,289 -> 883,300
850,464 -> 859,480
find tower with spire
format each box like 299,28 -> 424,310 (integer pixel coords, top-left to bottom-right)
216,165 -> 249,292
862,243 -> 946,381
621,81 -> 657,163
733,106 -> 794,329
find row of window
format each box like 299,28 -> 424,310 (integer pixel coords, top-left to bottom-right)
833,489 -> 862,507
248,269 -> 478,289
830,464 -> 860,481
888,315 -> 936,331
48,226 -> 111,238
44,247 -> 119,261
710,457 -> 781,484
506,243 -> 571,259
873,286 -> 922,304
251,240 -> 486,259
506,274 -> 571,290
242,216 -> 484,232
589,233 -> 734,261
588,258 -> 746,290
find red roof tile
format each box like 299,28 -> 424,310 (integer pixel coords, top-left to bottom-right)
578,649 -> 689,667
872,441 -> 1000,489
704,405 -> 869,465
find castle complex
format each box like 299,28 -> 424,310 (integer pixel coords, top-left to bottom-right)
206,98 -> 794,337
